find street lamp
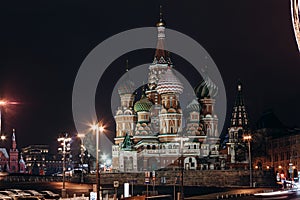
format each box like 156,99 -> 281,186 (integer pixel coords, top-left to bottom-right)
91,123 -> 104,200
77,133 -> 85,183
243,135 -> 252,187
58,133 -> 71,198
0,135 -> 6,141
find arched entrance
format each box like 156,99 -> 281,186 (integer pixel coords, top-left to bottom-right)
184,157 -> 197,170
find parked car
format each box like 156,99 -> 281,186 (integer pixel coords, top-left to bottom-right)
22,191 -> 44,199
5,190 -> 30,197
38,191 -> 59,200
16,197 -> 44,200
0,191 -> 22,200
0,194 -> 13,200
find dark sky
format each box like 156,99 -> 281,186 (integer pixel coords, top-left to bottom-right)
0,0 -> 299,151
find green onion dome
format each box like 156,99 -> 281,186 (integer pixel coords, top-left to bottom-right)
134,96 -> 153,112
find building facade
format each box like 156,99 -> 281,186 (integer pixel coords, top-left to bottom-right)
112,13 -> 221,172
22,144 -> 63,175
9,129 -> 19,173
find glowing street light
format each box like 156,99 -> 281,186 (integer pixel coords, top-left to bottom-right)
0,135 -> 6,141
91,123 -> 105,200
243,134 -> 252,187
58,133 -> 72,198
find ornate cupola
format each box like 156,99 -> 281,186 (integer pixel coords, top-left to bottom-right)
114,60 -> 137,145
133,87 -> 154,143
157,67 -> 183,142
195,76 -> 218,117
156,68 -> 183,95
195,76 -> 219,147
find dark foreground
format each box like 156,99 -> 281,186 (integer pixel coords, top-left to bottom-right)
0,181 -> 299,200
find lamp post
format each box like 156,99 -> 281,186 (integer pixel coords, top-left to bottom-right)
78,133 -> 85,183
92,123 -> 104,200
58,133 -> 71,198
243,135 -> 252,187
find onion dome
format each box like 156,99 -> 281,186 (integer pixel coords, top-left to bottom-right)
134,96 -> 153,112
118,60 -> 135,95
157,68 -> 183,94
186,99 -> 201,113
194,76 -> 218,99
118,80 -> 135,95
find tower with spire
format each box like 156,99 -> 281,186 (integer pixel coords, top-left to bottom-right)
9,129 -> 19,173
226,80 -> 250,164
146,6 -> 171,134
114,60 -> 137,145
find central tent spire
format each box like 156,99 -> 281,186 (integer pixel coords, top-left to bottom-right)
153,5 -> 172,65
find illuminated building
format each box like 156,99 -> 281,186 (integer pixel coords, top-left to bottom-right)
22,144 -> 49,175
112,11 -> 221,172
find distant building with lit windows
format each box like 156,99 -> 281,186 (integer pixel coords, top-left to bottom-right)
22,145 -> 49,175
22,144 -> 68,175
253,111 -> 300,180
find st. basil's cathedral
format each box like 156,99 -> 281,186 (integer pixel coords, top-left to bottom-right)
112,11 -> 250,172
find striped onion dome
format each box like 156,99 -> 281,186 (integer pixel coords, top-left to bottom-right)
156,68 -> 183,94
194,76 -> 218,99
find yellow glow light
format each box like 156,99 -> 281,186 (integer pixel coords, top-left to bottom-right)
91,124 -> 98,131
99,126 -> 104,132
77,133 -> 85,138
243,135 -> 252,140
0,101 -> 7,106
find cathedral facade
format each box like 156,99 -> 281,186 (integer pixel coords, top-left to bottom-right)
112,13 -> 221,172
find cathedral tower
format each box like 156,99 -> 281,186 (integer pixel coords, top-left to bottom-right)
157,68 -> 183,142
146,7 -> 172,133
114,61 -> 137,145
227,80 -> 250,164
9,129 -> 19,173
195,76 -> 220,158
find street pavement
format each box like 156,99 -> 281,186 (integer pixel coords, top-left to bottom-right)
185,188 -> 283,199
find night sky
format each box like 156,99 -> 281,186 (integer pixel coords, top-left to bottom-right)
0,0 -> 299,152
